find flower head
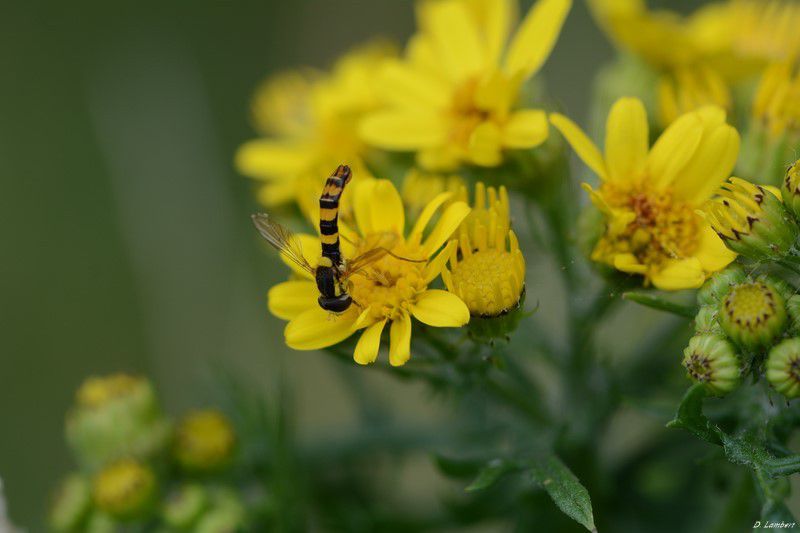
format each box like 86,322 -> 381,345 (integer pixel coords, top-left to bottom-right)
682,334 -> 742,396
718,278 -> 788,350
268,179 -> 471,366
703,177 -> 797,260
767,337 -> 800,398
236,42 -> 394,213
550,98 -> 739,290
66,374 -> 172,470
92,459 -> 156,521
443,183 -> 525,318
752,62 -> 800,142
173,410 -> 236,473
658,65 -> 731,128
360,0 -> 571,170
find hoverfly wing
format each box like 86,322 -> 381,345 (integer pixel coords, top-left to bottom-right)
342,247 -> 390,279
251,213 -> 316,276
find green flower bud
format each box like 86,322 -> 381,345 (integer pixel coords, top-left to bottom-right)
697,265 -> 746,307
718,279 -> 787,350
782,159 -> 800,220
704,178 -> 798,260
694,306 -> 722,335
49,474 -> 91,532
464,290 -> 527,345
66,374 -> 172,470
195,489 -> 246,533
162,484 -> 208,529
174,410 -> 236,473
682,335 -> 742,396
766,338 -> 800,399
786,294 -> 800,334
92,459 -> 156,521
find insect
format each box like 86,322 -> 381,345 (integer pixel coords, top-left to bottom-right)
253,164 -> 417,313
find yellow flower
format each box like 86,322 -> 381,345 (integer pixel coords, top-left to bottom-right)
267,179 -> 471,366
443,183 -> 525,317
752,62 -> 800,141
590,0 -> 800,78
657,65 -> 731,128
360,0 -> 572,170
236,42 -> 394,214
92,459 -> 156,520
550,98 -> 739,290
173,410 -> 236,473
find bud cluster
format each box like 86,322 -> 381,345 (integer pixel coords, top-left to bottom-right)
49,374 -> 243,532
686,266 -> 800,400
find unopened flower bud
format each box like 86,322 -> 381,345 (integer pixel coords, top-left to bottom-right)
694,306 -> 722,336
704,178 -> 798,260
49,474 -> 91,532
682,335 -> 742,396
84,512 -> 116,533
66,374 -> 171,470
782,159 -> 800,220
195,489 -> 246,533
697,265 -> 746,307
718,279 -> 787,350
92,459 -> 156,521
162,484 -> 208,529
174,410 -> 236,473
786,294 -> 800,334
767,338 -> 800,399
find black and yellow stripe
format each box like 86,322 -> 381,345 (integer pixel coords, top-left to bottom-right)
318,164 -> 352,266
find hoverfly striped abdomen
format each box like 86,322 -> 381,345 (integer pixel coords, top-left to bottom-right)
318,164 -> 352,267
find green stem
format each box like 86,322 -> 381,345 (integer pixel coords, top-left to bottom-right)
765,455 -> 800,477
622,291 -> 697,319
777,259 -> 800,277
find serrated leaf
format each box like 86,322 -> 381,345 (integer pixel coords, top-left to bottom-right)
666,384 -> 722,445
465,459 -> 517,492
530,455 -> 596,532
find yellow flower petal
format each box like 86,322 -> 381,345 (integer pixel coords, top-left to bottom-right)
468,121 -> 503,166
410,192 -> 453,240
550,113 -> 609,181
605,97 -> 648,183
613,253 -> 648,274
419,0 -> 485,82
424,240 -> 457,284
472,0 -> 517,65
650,258 -> 706,291
235,139 -> 309,179
285,306 -> 358,351
268,280 -> 318,320
353,179 -> 376,237
504,0 -> 572,79
411,289 -> 470,327
378,60 -> 449,110
647,112 -> 703,191
256,182 -> 296,207
389,312 -> 412,367
694,224 -> 736,273
671,124 -> 740,204
360,112 -> 447,150
277,233 -> 319,280
422,201 -> 471,257
502,109 -> 549,148
369,180 -> 405,235
354,319 -> 386,365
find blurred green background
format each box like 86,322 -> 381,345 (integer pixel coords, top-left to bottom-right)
0,0 -> 710,529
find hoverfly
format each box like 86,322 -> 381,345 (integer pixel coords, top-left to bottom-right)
253,164 -> 418,313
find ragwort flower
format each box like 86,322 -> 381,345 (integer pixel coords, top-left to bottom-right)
550,98 -> 739,290
268,179 -> 470,366
360,0 -> 572,170
236,43 -> 393,214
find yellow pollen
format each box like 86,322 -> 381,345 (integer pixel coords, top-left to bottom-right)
449,249 -> 524,317
348,237 -> 428,322
595,184 -> 699,268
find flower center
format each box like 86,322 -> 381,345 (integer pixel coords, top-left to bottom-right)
449,77 -> 491,147
597,184 -> 699,267
450,249 -> 523,317
348,237 -> 428,322
723,282 -> 778,329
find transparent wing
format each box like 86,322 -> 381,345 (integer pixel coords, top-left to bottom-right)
251,213 -> 316,276
343,247 -> 391,279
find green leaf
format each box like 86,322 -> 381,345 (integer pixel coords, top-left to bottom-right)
433,454 -> 483,480
666,384 -> 722,445
465,459 -> 518,492
530,455 -> 596,532
622,291 -> 697,318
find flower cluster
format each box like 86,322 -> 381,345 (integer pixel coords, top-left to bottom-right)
49,374 -> 242,532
